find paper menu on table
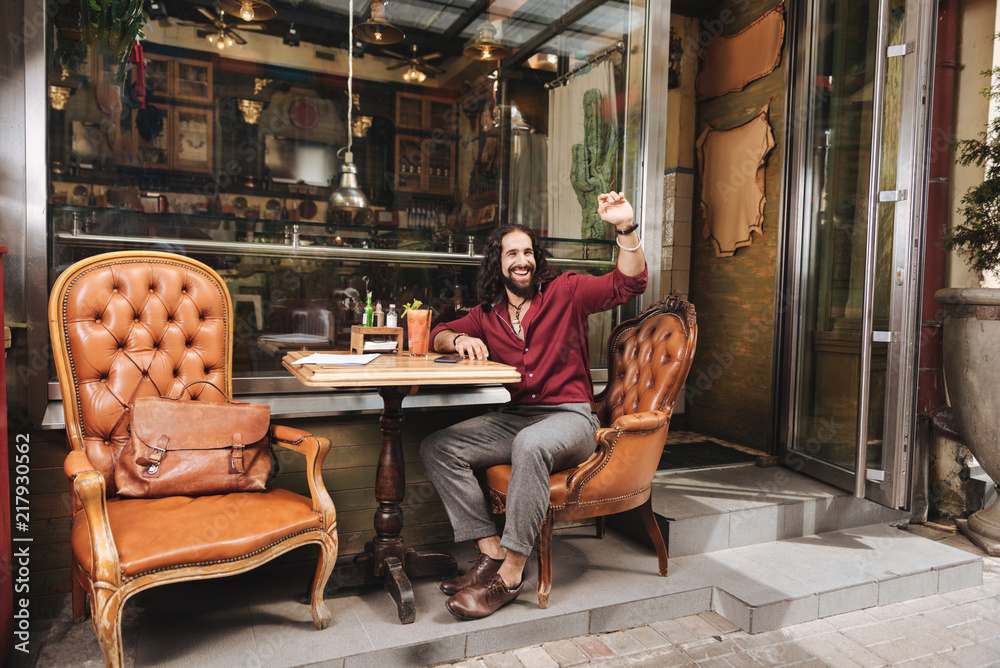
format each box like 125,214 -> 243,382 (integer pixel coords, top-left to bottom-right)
364,340 -> 400,351
291,353 -> 380,365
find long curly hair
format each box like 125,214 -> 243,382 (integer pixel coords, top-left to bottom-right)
476,224 -> 551,311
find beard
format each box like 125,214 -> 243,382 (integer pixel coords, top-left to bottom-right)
502,269 -> 536,299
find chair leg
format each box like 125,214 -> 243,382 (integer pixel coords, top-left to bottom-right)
72,568 -> 88,623
639,497 -> 668,576
595,515 -> 606,539
536,510 -> 554,609
91,588 -> 126,668
309,534 -> 337,630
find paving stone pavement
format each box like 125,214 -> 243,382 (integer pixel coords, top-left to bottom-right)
431,521 -> 1000,668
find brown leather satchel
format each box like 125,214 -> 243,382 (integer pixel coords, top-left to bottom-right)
115,381 -> 273,498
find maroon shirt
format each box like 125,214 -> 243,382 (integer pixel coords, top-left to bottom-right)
431,266 -> 648,405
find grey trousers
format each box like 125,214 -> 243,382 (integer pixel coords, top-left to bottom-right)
420,403 -> 600,556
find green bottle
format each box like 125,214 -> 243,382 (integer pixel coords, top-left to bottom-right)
363,292 -> 374,327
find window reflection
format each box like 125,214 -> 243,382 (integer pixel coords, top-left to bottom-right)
47,0 -> 644,383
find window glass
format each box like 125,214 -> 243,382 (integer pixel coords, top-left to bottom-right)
47,0 -> 646,385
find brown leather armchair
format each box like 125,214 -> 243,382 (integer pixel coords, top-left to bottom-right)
48,251 -> 338,667
486,295 -> 697,608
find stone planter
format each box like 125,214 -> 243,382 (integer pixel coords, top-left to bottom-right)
936,287 -> 1000,555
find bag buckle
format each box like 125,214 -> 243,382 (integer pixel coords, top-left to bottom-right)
231,435 -> 246,474
146,439 -> 168,475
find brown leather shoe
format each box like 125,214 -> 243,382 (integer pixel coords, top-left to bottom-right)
446,574 -> 523,620
440,553 -> 503,595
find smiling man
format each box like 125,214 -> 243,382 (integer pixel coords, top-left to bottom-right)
420,191 -> 647,619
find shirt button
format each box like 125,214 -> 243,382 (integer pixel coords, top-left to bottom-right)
529,373 -> 533,378
531,394 -> 536,399
524,347 -> 528,352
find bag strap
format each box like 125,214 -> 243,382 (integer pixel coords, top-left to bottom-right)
114,379 -> 230,439
167,379 -> 232,403
109,376 -> 147,441
106,349 -> 170,441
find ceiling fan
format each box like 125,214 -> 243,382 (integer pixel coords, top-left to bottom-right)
383,44 -> 445,82
176,7 -> 265,49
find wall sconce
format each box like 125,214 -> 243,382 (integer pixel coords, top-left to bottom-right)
218,0 -> 275,22
526,53 -> 558,73
463,21 -> 510,61
355,1 -> 404,45
353,116 -> 373,138
49,85 -> 72,111
238,99 -> 264,124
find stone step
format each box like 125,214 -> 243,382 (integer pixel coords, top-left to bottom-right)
611,463 -> 911,558
676,522 -> 983,634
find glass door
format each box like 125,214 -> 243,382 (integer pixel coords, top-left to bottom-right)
781,0 -> 935,507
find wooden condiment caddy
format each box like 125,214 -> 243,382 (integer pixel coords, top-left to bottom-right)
350,325 -> 404,355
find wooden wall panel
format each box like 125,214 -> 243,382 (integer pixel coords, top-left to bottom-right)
686,0 -> 786,449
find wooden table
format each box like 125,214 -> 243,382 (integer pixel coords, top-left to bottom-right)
283,350 -> 521,623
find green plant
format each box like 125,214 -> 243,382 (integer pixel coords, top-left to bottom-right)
950,65 -> 1000,276
79,0 -> 148,85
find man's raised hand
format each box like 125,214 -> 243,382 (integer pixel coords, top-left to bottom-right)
597,191 -> 634,231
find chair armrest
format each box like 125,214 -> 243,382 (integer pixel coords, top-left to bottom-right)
64,449 -> 94,479
608,411 -> 670,434
271,425 -> 336,528
565,410 -> 670,502
64,452 -> 122,588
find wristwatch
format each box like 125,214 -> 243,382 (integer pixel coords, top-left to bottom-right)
616,222 -> 639,236
452,332 -> 466,347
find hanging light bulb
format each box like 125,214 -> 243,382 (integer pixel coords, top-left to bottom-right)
216,32 -> 227,49
330,0 -> 369,212
463,21 -> 510,61
218,0 -> 275,21
355,0 -> 404,45
206,32 -> 217,45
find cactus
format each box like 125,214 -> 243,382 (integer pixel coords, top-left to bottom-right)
570,89 -> 619,240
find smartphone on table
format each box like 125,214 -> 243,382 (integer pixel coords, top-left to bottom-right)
433,354 -> 464,363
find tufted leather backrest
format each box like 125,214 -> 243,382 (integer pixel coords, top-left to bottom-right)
593,294 -> 698,427
49,252 -> 233,496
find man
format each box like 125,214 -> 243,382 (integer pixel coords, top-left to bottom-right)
420,191 -> 647,619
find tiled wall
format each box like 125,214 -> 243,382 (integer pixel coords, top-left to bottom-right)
662,168 -> 695,299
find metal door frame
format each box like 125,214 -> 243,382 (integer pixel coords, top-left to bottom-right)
777,0 -> 937,508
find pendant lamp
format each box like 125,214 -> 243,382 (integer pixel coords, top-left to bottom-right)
355,0 -> 404,45
218,0 -> 276,21
330,0 -> 369,212
463,21 -> 510,61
